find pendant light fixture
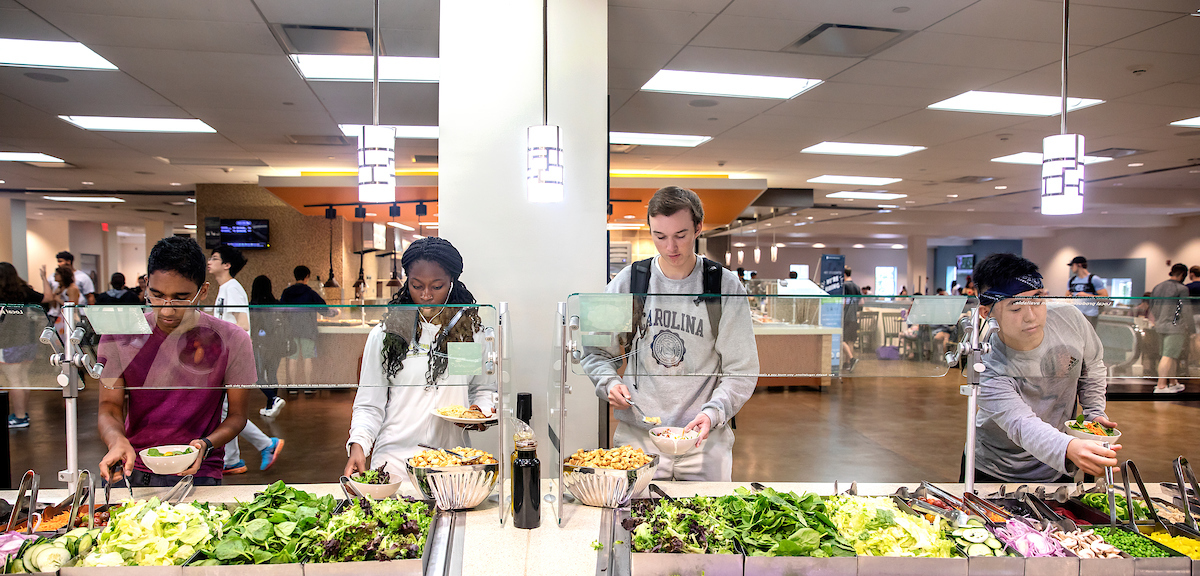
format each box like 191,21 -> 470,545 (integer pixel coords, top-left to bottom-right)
526,0 -> 564,202
771,231 -> 778,262
323,207 -> 340,289
358,0 -> 396,203
1041,0 -> 1083,215
753,223 -> 761,264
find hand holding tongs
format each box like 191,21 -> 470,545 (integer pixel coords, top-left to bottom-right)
105,462 -> 135,506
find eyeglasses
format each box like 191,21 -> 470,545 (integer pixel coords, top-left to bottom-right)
146,291 -> 202,306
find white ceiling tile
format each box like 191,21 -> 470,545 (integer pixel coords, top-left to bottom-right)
254,0 -> 438,30
307,83 -> 439,126
928,0 -> 1177,46
610,67 -> 660,91
717,114 -> 879,144
723,0 -> 978,30
765,98 -> 917,123
984,47 -> 1200,101
608,89 -> 637,113
39,13 -> 280,54
874,31 -> 1062,71
610,91 -> 776,135
1070,0 -> 1197,13
828,60 -> 1017,91
379,28 -> 438,58
667,46 -> 861,78
1118,82 -> 1200,107
691,15 -> 822,52
21,0 -> 262,22
0,6 -> 73,40
844,109 -> 1031,147
609,0 -> 732,13
1109,17 -> 1200,55
0,68 -> 182,115
609,6 -> 715,47
609,41 -> 681,73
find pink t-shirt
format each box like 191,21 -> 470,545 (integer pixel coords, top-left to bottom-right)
98,312 -> 256,479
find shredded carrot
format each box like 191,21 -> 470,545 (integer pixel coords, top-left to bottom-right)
34,510 -> 73,532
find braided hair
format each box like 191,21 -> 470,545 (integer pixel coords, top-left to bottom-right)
380,237 -> 482,386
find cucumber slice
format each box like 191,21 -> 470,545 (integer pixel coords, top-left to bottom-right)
64,527 -> 89,539
966,543 -> 993,557
984,537 -> 1002,550
962,528 -> 991,543
951,528 -> 966,537
966,518 -> 985,527
33,546 -> 72,571
22,543 -> 49,570
77,533 -> 94,558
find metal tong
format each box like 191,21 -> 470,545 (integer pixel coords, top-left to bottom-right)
105,462 -> 135,507
921,482 -> 971,515
417,443 -> 486,464
161,475 -> 195,505
648,483 -> 675,502
1172,457 -> 1200,536
5,470 -> 40,534
66,470 -> 95,530
1022,492 -> 1078,533
1103,442 -> 1117,527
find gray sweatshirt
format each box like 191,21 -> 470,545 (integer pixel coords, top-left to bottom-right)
581,256 -> 759,431
975,304 -> 1108,482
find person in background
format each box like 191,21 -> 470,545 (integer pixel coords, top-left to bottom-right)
250,275 -> 286,418
1148,263 -> 1193,394
207,245 -> 283,473
970,252 -> 1118,483
134,274 -> 148,302
1066,256 -> 1109,329
1186,267 -> 1200,362
736,267 -> 747,284
44,251 -> 95,306
862,286 -> 872,295
93,272 -> 142,304
963,279 -> 977,297
97,237 -> 256,487
279,266 -> 338,394
41,266 -> 80,341
899,286 -> 909,296
582,186 -> 758,481
841,268 -> 862,373
936,287 -> 947,295
0,262 -> 54,428
345,237 -> 495,482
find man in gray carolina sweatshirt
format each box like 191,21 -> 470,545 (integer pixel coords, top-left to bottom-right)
582,186 -> 758,481
970,253 -> 1120,483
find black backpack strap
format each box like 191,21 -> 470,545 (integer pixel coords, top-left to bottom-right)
630,258 -> 653,296
699,257 -> 723,341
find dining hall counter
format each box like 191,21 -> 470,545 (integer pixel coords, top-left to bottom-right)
752,323 -> 839,388
10,481 -> 1190,576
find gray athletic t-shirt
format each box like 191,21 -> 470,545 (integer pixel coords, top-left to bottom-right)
975,304 -> 1108,482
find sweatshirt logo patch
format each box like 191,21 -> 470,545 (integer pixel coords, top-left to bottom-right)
650,330 -> 686,367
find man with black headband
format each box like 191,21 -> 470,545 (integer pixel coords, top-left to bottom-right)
969,253 -> 1119,483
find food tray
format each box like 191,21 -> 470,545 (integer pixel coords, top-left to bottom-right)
563,454 -> 659,508
404,461 -> 499,510
181,565 -> 303,576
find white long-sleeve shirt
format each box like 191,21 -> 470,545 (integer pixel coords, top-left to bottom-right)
347,321 -> 495,481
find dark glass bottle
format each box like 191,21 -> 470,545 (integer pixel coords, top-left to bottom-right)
512,438 -> 541,529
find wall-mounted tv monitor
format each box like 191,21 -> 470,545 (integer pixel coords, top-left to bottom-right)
956,254 -> 975,271
219,219 -> 269,249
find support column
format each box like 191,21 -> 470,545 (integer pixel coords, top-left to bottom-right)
0,199 -> 28,281
441,0 -> 607,454
143,220 -> 169,258
907,236 -> 928,294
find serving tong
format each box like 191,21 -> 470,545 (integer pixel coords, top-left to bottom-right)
1170,457 -> 1200,537
104,462 -> 135,510
1021,491 -> 1078,533
5,470 -> 40,534
417,443 -> 486,465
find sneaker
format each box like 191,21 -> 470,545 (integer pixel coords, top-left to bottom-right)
260,397 -> 286,418
260,438 -> 284,471
224,460 -> 248,474
7,414 -> 29,429
1153,384 -> 1183,394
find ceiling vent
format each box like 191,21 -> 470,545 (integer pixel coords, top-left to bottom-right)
783,24 -> 915,57
166,157 -> 269,167
944,176 -> 997,184
1087,147 -> 1150,158
273,24 -> 374,55
411,155 -> 438,164
610,144 -> 639,154
287,134 -> 350,146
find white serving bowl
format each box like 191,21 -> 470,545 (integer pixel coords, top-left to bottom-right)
1064,420 -> 1122,445
648,427 -> 706,456
139,445 -> 198,475
348,476 -> 404,500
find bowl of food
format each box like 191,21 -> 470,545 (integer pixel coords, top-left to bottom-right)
348,464 -> 405,499
139,445 -> 198,475
648,426 -> 705,456
562,446 -> 660,508
1064,416 -> 1121,444
405,447 -> 499,510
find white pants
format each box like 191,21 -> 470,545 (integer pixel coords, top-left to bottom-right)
614,421 -> 735,482
221,398 -> 272,466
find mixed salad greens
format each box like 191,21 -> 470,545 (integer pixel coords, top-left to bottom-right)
1068,415 -> 1118,437
626,496 -> 739,555
190,481 -> 338,566
297,496 -> 432,562
825,496 -> 956,557
352,464 -> 392,485
146,447 -> 195,457
80,498 -> 230,567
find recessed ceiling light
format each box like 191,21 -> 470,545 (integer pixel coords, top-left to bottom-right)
291,54 -> 438,82
0,38 -> 118,70
809,175 -> 902,186
830,212 -> 839,216
170,182 -> 182,186
365,212 -> 376,216
928,90 -> 1103,116
733,242 -> 746,247
1128,162 -> 1144,167
623,214 -> 635,219
1170,116 -> 1200,128
0,152 -> 65,162
187,198 -> 196,203
43,195 -> 124,202
879,209 -> 892,213
776,243 -> 786,247
81,181 -> 93,185
807,216 -> 814,219
412,234 -> 424,239
825,191 -> 907,200
852,244 -> 865,248
905,200 -> 915,203
0,180 -> 5,184
183,224 -> 197,230
609,131 -> 712,147
812,243 -> 826,248
387,222 -> 415,231
994,185 -> 1008,190
891,244 -> 905,249
640,69 -> 822,99
878,204 -> 898,208
339,124 -> 439,139
59,115 -> 216,133
967,208 -> 976,212
947,194 -> 959,198
990,152 -> 1112,165
801,141 -> 926,157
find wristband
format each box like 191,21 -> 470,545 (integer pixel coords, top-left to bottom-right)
201,437 -> 214,458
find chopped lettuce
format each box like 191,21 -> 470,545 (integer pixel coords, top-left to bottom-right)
825,496 -> 956,558
80,498 -> 230,566
297,497 -> 431,563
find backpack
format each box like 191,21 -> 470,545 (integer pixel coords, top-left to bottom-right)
629,256 -> 724,343
1072,274 -> 1098,295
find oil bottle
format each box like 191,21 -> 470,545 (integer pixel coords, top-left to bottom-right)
511,418 -> 541,529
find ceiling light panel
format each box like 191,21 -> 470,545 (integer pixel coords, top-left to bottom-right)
0,38 -> 118,70
609,132 -> 712,147
928,91 -> 1103,116
801,141 -> 926,156
0,152 -> 65,162
990,152 -> 1113,165
640,69 -> 822,99
339,124 -> 439,139
825,191 -> 907,200
1171,116 -> 1200,128
59,116 -> 216,133
291,54 -> 438,82
808,175 -> 902,186
43,196 -> 124,202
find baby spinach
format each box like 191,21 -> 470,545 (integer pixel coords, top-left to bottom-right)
194,481 -> 338,565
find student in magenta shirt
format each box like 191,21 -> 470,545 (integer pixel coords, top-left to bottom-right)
97,237 -> 256,486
